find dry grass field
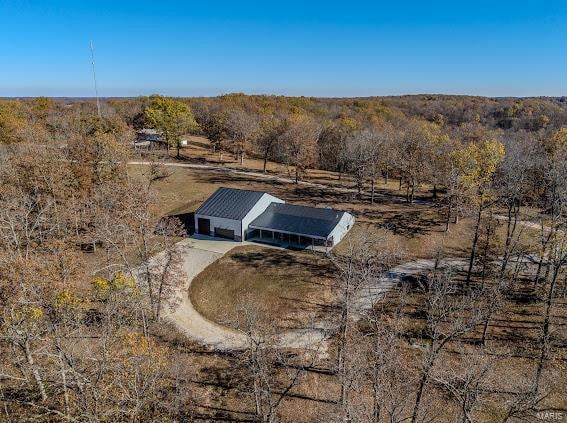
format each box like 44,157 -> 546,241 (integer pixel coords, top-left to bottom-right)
189,245 -> 335,330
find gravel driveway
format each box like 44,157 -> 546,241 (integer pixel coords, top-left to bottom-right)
163,236 -> 328,352
163,236 -> 249,350
161,238 -> 479,352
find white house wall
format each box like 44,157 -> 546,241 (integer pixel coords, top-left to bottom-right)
241,193 -> 284,239
194,214 -> 242,240
328,212 -> 355,246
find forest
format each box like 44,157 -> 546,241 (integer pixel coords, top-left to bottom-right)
0,93 -> 566,422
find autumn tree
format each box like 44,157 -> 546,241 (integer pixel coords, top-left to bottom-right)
0,100 -> 25,144
396,120 -> 438,203
280,114 -> 321,183
318,117 -> 358,180
345,129 -> 373,198
193,103 -> 229,159
254,115 -> 285,173
226,109 -> 259,165
450,139 -> 505,285
144,95 -> 198,158
496,132 -> 539,277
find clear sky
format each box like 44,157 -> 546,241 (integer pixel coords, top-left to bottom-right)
0,0 -> 566,97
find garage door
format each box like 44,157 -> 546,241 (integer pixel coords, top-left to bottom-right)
214,227 -> 235,240
197,218 -> 210,235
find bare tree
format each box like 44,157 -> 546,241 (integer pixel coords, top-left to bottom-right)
235,302 -> 317,423
254,116 -> 285,173
410,270 -> 487,423
431,349 -> 491,423
226,109 -> 259,165
279,116 -> 321,183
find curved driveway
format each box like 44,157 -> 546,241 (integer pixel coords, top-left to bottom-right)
164,236 -> 330,351
162,237 -> 474,352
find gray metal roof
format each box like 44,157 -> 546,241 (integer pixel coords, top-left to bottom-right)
249,203 -> 345,239
195,187 -> 266,220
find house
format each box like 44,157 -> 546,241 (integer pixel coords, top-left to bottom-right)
135,128 -> 166,149
194,188 -> 284,241
194,187 -> 354,249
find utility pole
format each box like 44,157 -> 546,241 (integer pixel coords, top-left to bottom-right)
89,40 -> 101,118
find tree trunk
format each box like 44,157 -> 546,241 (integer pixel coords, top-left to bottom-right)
22,339 -> 47,402
481,316 -> 490,346
411,363 -> 431,423
466,199 -> 484,286
534,221 -> 554,285
372,378 -> 381,422
480,215 -> 494,289
534,262 -> 559,392
500,201 -> 519,279
445,200 -> 452,232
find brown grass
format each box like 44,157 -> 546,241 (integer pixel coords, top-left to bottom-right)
189,245 -> 335,330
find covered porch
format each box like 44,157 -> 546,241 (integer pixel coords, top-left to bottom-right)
246,227 -> 332,252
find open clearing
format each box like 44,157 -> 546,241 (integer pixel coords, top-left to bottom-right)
189,245 -> 335,331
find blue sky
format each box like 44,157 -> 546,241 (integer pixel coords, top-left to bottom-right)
0,0 -> 566,97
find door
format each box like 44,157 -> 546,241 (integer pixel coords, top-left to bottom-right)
197,218 -> 210,235
214,227 -> 235,240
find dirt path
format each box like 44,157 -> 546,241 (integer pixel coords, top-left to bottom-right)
352,257 -> 469,316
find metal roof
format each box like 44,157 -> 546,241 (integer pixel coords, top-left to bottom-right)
195,187 -> 266,220
249,203 -> 345,239
138,128 -> 161,134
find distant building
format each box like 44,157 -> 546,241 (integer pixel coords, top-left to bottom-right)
135,128 -> 165,149
194,187 -> 354,250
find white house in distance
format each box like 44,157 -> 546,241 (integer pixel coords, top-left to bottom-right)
194,187 -> 354,249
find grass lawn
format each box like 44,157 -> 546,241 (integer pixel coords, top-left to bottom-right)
189,245 -> 336,331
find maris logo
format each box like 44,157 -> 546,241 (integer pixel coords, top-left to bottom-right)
536,411 -> 564,421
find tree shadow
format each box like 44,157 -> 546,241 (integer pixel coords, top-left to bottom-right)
375,209 -> 441,236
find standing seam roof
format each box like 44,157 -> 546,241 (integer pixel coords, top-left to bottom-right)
195,187 -> 266,220
249,203 -> 346,238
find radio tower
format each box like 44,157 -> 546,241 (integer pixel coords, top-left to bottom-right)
89,41 -> 101,117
